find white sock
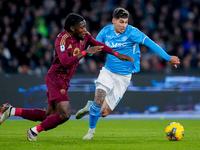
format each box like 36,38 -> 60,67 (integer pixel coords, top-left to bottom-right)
31,127 -> 39,134
89,128 -> 95,133
10,108 -> 15,116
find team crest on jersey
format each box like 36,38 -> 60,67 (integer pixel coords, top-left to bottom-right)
60,45 -> 65,52
121,36 -> 128,41
60,89 -> 66,95
106,35 -> 111,38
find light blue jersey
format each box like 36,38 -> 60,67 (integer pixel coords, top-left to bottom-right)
96,24 -> 147,75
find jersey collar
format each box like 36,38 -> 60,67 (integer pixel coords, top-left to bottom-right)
64,30 -> 81,43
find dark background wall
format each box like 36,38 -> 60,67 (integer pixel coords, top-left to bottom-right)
1,70 -> 199,114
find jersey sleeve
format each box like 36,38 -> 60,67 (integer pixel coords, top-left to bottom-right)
130,27 -> 147,44
144,37 -> 171,61
55,37 -> 79,68
86,32 -> 113,54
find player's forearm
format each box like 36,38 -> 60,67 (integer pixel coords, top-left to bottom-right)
98,42 -> 113,54
89,38 -> 113,54
144,38 -> 171,61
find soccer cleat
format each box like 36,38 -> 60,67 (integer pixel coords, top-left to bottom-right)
0,103 -> 12,125
26,128 -> 37,141
75,100 -> 93,119
82,129 -> 95,140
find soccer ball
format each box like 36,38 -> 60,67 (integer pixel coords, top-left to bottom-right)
165,122 -> 184,141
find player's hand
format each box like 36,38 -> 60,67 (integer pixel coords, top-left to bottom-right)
170,56 -> 180,68
117,53 -> 134,62
85,46 -> 103,54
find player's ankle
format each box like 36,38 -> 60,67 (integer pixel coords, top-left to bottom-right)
11,108 -> 22,116
89,128 -> 95,133
10,107 -> 15,116
31,124 -> 42,134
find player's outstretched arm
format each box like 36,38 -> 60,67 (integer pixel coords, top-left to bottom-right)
144,38 -> 180,68
169,56 -> 180,68
86,34 -> 133,62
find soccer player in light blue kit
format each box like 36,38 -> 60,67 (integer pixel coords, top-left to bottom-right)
75,8 -> 180,139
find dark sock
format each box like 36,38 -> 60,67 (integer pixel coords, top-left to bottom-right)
40,114 -> 63,131
21,109 -> 46,121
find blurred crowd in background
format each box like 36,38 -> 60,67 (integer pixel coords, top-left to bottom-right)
0,0 -> 199,75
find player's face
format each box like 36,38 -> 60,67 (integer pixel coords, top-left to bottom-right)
72,20 -> 87,40
112,18 -> 128,33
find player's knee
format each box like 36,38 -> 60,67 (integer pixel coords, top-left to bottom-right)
100,110 -> 109,117
60,112 -> 71,121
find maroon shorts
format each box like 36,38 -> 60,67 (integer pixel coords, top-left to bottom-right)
46,74 -> 69,106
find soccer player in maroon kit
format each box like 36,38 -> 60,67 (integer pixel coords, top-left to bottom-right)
0,13 -> 133,141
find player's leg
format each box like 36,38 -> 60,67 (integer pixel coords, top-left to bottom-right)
35,101 -> 70,132
38,100 -> 70,132
83,95 -> 114,140
100,100 -> 112,117
75,95 -> 112,119
83,70 -> 131,139
27,97 -> 71,141
27,76 -> 70,141
26,102 -> 58,141
99,73 -> 131,118
75,68 -> 112,120
55,100 -> 71,121
82,88 -> 106,139
82,68 -> 114,139
0,103 -> 47,126
45,102 -> 58,117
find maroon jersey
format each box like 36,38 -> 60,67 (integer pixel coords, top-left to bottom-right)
46,30 -> 113,102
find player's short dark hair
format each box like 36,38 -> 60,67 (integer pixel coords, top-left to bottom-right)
64,13 -> 84,32
113,7 -> 129,19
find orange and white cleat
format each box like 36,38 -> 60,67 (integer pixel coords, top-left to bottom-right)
26,128 -> 37,141
0,103 -> 12,126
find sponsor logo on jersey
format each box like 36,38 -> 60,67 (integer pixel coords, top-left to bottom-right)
105,42 -> 127,48
60,45 -> 65,52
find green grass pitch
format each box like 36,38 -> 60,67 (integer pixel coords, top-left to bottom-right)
0,119 -> 200,150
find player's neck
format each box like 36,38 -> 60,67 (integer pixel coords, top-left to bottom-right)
68,31 -> 83,41
115,31 -> 120,36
